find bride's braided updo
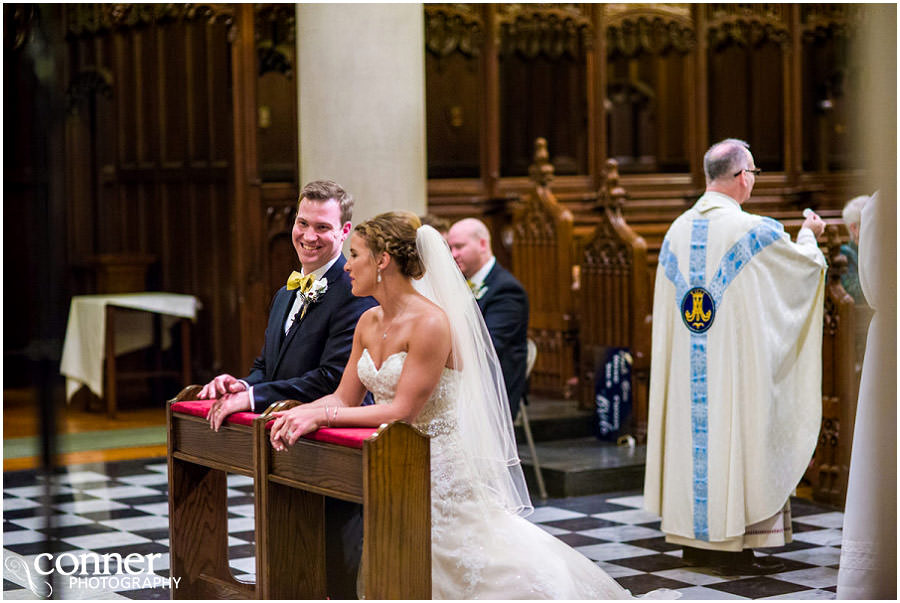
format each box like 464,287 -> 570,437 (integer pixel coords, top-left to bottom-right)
354,211 -> 425,279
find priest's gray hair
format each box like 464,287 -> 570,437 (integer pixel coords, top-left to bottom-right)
704,138 -> 751,184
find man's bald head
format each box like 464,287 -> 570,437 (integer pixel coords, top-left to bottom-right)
447,218 -> 493,279
703,138 -> 757,203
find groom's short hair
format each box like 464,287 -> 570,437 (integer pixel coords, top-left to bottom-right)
299,180 -> 354,224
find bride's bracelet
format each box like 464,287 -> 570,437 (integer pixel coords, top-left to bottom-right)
324,406 -> 331,427
329,406 -> 339,426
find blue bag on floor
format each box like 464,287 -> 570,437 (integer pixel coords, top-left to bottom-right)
593,347 -> 633,441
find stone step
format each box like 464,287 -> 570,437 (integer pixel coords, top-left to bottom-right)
514,396 -> 595,442
517,437 -> 646,499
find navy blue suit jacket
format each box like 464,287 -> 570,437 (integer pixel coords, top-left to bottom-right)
476,261 -> 529,419
243,255 -> 376,412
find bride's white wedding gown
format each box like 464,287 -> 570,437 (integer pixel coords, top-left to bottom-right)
358,348 -> 635,599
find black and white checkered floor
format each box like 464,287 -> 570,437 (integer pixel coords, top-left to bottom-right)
4,458 -> 842,599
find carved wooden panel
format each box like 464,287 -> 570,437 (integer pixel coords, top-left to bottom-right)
256,4 -> 297,183
425,5 -> 483,179
577,160 -> 652,427
511,139 -> 577,396
800,6 -> 860,173
808,226 -> 858,507
497,5 -> 592,177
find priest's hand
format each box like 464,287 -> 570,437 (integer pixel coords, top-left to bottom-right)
801,212 -> 825,238
206,391 -> 252,432
198,373 -> 247,400
269,405 -> 323,451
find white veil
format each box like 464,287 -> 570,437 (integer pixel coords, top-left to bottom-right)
413,225 -> 533,517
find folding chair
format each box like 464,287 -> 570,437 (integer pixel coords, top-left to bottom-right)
516,338 -> 548,499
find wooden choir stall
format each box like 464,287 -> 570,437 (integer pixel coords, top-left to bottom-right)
166,388 -> 431,599
505,137 -> 864,506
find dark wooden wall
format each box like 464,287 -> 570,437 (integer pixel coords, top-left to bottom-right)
424,5 -> 865,232
5,4 -> 299,391
61,5 -> 242,379
4,3 -> 869,398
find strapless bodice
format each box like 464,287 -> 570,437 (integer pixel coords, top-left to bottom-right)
357,349 -> 459,437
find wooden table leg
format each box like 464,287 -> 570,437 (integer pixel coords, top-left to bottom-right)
180,317 -> 192,385
105,305 -> 117,419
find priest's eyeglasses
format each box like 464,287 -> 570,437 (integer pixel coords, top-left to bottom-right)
734,167 -> 762,177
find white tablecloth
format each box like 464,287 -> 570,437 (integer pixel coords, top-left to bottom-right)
60,293 -> 200,402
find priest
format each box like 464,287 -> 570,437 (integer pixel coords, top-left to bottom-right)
644,138 -> 827,574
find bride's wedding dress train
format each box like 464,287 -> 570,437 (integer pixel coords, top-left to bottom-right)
358,349 -> 674,600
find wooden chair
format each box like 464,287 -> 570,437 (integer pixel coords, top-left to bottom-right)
576,159 -> 653,437
510,138 -> 577,399
167,389 -> 431,599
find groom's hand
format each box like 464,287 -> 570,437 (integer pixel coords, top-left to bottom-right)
198,373 -> 247,400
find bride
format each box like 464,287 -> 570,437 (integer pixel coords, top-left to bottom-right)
269,212 -> 668,599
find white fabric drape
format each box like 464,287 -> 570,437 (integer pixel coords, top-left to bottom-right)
837,192 -> 897,599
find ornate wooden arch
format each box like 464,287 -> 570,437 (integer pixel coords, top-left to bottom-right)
604,4 -> 695,58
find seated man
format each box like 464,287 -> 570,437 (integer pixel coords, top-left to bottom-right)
447,218 -> 529,419
199,179 -> 376,599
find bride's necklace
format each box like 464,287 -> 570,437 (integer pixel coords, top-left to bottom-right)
381,301 -> 409,340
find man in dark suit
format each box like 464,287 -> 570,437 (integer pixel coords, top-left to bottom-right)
448,218 -> 529,419
199,179 -> 375,598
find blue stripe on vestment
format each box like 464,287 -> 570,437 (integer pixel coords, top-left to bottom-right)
708,218 -> 783,306
659,238 -> 688,302
690,332 -> 709,540
689,220 -> 709,287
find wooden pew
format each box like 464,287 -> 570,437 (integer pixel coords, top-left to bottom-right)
576,159 -> 653,434
807,226 -> 862,507
167,391 -> 431,599
510,138 -> 577,398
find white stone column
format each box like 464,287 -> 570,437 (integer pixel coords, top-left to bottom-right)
296,3 -> 427,223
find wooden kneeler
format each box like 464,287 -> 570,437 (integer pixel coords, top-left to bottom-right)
167,388 -> 431,599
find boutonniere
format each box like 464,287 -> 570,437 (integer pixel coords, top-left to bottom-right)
467,280 -> 487,300
298,277 -> 328,320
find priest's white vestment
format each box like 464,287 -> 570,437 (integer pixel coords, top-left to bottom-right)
644,192 -> 826,550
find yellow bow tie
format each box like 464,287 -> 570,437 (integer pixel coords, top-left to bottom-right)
466,279 -> 478,293
287,271 -> 316,293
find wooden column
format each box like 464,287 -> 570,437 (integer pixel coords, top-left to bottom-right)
691,4 -> 708,189
786,5 -> 804,186
482,4 -> 501,199
590,5 -> 608,189
230,5 -> 266,371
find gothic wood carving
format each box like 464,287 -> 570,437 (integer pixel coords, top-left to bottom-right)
256,4 -> 295,76
65,4 -> 237,42
705,4 -> 790,49
511,138 -> 577,397
496,4 -> 593,59
604,4 -> 695,57
809,225 -> 857,507
578,159 -> 652,427
425,4 -> 484,58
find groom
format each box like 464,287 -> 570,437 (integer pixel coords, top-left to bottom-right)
199,179 -> 376,598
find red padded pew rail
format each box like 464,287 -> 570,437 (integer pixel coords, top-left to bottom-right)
170,400 -> 377,449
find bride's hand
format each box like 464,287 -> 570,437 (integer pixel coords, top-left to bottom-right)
269,406 -> 324,451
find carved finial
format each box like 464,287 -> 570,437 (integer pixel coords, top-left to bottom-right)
824,225 -> 848,280
529,137 -> 555,187
598,158 -> 627,211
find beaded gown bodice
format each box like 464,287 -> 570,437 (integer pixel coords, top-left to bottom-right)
356,349 -> 640,600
